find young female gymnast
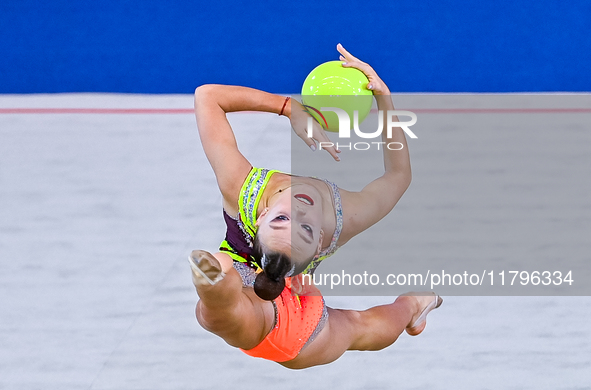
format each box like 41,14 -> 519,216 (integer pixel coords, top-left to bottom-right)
189,44 -> 442,369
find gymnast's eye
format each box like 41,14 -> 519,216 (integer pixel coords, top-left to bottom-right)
273,215 -> 289,222
302,224 -> 313,236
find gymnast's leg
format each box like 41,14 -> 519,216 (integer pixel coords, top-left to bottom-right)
189,250 -> 275,350
281,293 -> 442,369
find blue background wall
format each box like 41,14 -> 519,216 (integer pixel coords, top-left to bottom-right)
1,0 -> 590,93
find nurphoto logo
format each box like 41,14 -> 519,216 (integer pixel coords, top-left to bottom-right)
306,107 -> 418,151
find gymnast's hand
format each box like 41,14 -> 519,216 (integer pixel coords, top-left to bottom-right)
337,43 -> 391,96
289,98 -> 341,161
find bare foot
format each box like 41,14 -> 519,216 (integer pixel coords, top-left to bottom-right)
403,292 -> 443,336
188,250 -> 225,287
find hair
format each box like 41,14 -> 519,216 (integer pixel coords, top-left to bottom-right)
252,234 -> 318,300
252,236 -> 292,300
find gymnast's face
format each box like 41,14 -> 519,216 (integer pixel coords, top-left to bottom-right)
256,186 -> 324,271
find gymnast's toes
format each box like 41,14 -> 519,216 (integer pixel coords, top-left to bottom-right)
188,250 -> 225,286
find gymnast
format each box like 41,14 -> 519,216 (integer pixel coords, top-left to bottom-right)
189,44 -> 442,369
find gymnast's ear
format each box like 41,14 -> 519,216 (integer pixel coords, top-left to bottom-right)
316,230 -> 324,255
255,208 -> 269,227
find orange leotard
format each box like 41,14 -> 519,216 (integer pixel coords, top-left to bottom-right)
241,278 -> 326,362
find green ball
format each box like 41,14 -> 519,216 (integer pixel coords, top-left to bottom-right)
301,61 -> 373,132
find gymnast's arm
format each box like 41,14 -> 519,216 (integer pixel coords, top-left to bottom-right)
339,97 -> 412,240
335,45 -> 412,243
194,85 -> 290,207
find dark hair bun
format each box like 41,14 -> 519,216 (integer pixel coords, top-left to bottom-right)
254,273 -> 286,300
253,252 -> 292,300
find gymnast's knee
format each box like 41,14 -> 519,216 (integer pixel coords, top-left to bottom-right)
195,300 -> 234,333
